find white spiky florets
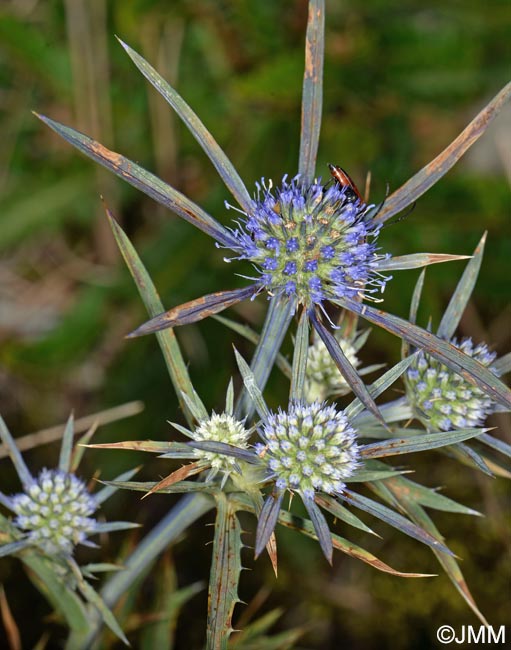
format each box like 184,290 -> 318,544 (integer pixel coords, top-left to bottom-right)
305,335 -> 360,401
193,413 -> 251,478
257,401 -> 360,499
11,469 -> 98,555
406,337 -> 497,431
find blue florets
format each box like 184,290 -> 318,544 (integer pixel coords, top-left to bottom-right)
227,175 -> 391,307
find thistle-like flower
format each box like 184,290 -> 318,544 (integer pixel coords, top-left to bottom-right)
10,468 -> 99,556
400,235 -> 511,474
406,338 -> 498,432
34,27 -> 511,421
0,414 -> 137,643
0,417 -> 136,560
110,383 -> 259,497
191,413 -> 251,480
162,386 -> 253,489
256,401 -> 360,498
229,175 -> 390,306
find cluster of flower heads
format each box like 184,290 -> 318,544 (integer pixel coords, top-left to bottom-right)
228,174 -> 391,307
406,337 -> 498,431
10,468 -> 98,555
255,401 -> 360,499
192,412 -> 251,481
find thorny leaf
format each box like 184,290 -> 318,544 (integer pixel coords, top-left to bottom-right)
375,82 -> 511,223
298,0 -> 325,183
127,286 -> 258,337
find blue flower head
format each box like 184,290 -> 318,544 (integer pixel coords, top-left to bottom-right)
34,21 -> 511,447
229,175 -> 390,307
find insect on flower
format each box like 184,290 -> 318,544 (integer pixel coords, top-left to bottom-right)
34,25 -> 511,427
328,163 -> 364,203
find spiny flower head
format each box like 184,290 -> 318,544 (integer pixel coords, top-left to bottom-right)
193,412 -> 251,479
256,401 -> 360,499
10,468 -> 98,556
229,175 -> 390,307
305,333 -> 360,401
406,337 -> 498,431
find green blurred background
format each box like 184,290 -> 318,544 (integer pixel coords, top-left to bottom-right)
0,0 -> 509,647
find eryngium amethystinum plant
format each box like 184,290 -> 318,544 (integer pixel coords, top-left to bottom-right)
0,414 -> 138,645
22,0 -> 509,645
35,10 -> 511,429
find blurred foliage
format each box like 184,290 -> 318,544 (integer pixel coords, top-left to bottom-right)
0,0 -> 509,647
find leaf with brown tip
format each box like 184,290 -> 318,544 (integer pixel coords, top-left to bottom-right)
375,82 -> 511,223
142,462 -> 204,498
35,113 -> 237,247
127,285 -> 258,337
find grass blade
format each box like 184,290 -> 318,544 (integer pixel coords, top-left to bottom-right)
383,487 -> 488,625
361,427 -> 486,459
0,540 -> 31,557
290,308 -> 309,402
101,480 -> 216,494
21,553 -> 90,639
86,439 -> 190,454
255,492 -> 284,558
392,476 -> 480,516
275,510 -> 433,577
234,348 -> 270,422
187,441 -> 259,465
341,489 -> 453,555
107,211 -> 196,424
479,432 -> 511,458
448,442 -> 493,476
0,417 -> 32,489
69,559 -> 129,646
213,315 -> 292,378
93,521 -> 140,534
377,253 -> 469,271
346,355 -> 415,420
0,402 -> 143,462
58,413 -> 74,473
311,310 -> 385,427
235,296 -> 295,419
492,352 -> 511,376
303,496 -> 333,563
403,269 -> 425,358
316,494 -> 378,535
95,467 -> 140,505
